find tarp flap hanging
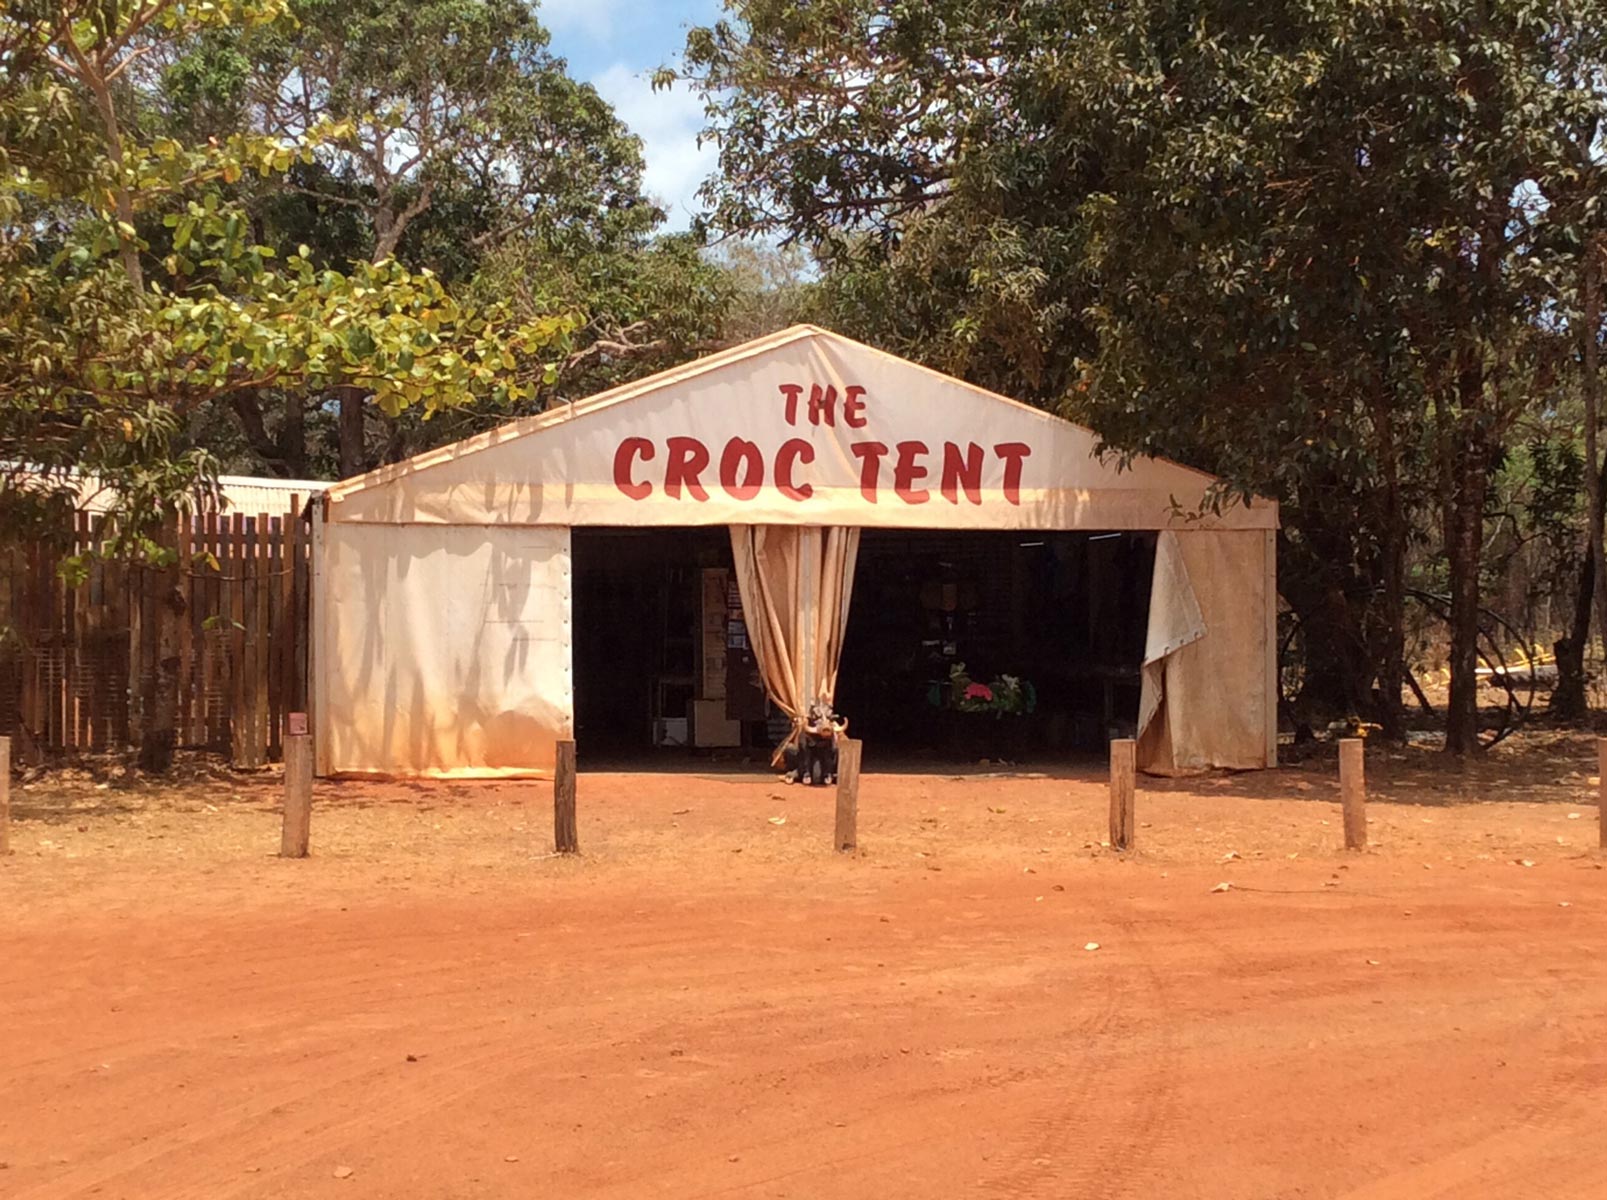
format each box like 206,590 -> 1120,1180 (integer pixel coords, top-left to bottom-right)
1137,530 -> 1207,738
1137,530 -> 1272,774
728,525 -> 859,762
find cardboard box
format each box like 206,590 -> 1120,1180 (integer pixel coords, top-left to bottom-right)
691,698 -> 741,747
702,653 -> 727,700
701,569 -> 729,632
652,717 -> 688,748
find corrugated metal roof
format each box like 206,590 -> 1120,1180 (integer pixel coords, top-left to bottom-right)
9,466 -> 328,515
213,475 -> 328,515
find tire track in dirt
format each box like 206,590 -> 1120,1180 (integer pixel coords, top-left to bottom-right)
1103,911 -> 1190,1200
973,916 -> 1165,1199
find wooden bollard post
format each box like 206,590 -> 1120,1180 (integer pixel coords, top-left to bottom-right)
554,739 -> 578,854
1340,737 -> 1367,851
1598,738 -> 1607,851
1109,737 -> 1136,851
280,715 -> 312,858
834,738 -> 862,852
1,735 -> 10,858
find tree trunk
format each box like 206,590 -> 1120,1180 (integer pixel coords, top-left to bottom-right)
1371,394 -> 1408,740
1291,583 -> 1373,725
381,412 -> 408,464
1582,238 -> 1607,675
338,387 -> 366,478
230,391 -> 286,474
1552,553 -> 1593,718
1554,444 -> 1607,718
1443,419 -> 1491,756
1279,514 -> 1384,732
281,393 -> 307,477
1374,507 -> 1408,739
137,555 -> 187,774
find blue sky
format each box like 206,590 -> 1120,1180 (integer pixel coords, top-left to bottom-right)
539,0 -> 727,231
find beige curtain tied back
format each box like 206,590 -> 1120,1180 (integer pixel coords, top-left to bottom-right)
729,525 -> 861,763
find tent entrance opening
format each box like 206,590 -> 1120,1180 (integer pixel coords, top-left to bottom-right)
835,530 -> 1156,760
572,527 -> 772,761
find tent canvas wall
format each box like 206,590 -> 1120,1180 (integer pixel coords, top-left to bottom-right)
311,325 -> 1278,778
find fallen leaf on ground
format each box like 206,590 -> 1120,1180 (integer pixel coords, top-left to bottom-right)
1084,942 -> 1100,951
333,1166 -> 354,1180
767,816 -> 786,825
1211,882 -> 1232,893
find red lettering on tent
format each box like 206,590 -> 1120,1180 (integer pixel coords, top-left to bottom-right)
664,437 -> 711,500
719,438 -> 764,500
940,442 -> 984,504
843,386 -> 868,428
776,438 -> 815,501
613,438 -> 654,500
893,441 -> 931,504
994,442 -> 1031,505
851,441 -> 889,501
807,384 -> 837,426
779,383 -> 804,425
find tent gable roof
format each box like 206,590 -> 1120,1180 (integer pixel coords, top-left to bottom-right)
325,325 -> 1276,531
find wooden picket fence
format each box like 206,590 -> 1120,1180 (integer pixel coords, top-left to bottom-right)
0,506 -> 310,767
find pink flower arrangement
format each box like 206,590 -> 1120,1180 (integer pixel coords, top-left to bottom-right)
964,682 -> 994,702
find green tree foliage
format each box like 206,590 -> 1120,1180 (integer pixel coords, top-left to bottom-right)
678,0 -> 1607,750
708,239 -> 816,343
149,0 -> 730,476
242,0 -> 650,267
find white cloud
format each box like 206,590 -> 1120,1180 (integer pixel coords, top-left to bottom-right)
592,62 -> 717,232
539,0 -> 623,43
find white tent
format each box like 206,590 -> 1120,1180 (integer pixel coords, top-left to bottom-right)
311,325 -> 1278,778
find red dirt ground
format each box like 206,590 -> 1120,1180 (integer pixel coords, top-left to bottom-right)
4,734 -> 1607,1199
